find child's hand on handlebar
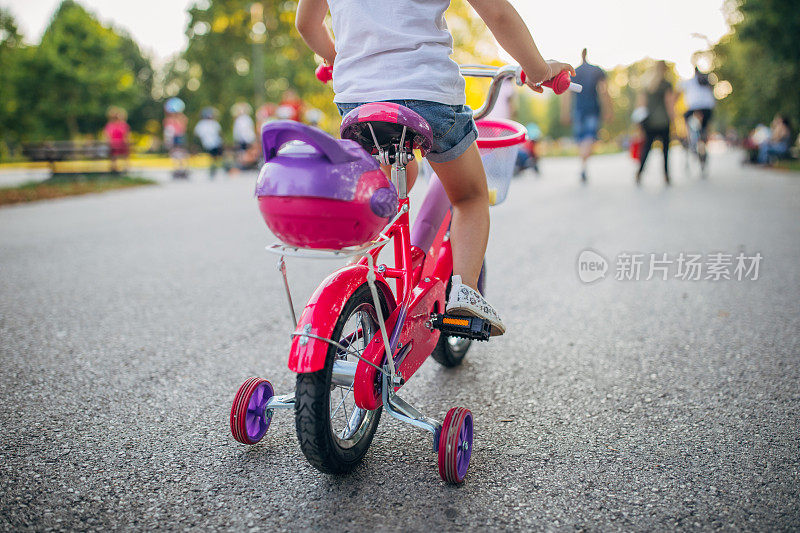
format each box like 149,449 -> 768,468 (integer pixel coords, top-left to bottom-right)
525,60 -> 575,92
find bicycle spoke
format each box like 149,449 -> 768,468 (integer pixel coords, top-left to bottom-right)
331,387 -> 347,418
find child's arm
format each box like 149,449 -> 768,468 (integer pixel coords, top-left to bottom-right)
296,0 -> 336,65
466,0 -> 574,91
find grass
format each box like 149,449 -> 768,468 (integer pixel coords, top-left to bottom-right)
0,173 -> 156,206
773,159 -> 800,172
536,140 -> 624,158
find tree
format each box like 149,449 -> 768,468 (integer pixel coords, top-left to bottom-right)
713,0 -> 800,132
27,0 -> 155,139
0,8 -> 32,150
164,0 -> 330,135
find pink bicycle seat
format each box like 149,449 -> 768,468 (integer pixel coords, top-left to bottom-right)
340,102 -> 433,157
256,121 -> 398,250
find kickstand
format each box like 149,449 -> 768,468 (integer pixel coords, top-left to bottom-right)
277,256 -> 297,328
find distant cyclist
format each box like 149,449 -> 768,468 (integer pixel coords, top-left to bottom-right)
562,48 -> 613,183
680,67 -> 715,175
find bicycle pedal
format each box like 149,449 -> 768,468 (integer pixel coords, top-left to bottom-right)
431,314 -> 491,341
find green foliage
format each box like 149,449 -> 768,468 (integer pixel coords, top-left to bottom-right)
713,0 -> 800,131
163,0 -> 332,134
0,174 -> 155,205
28,1 -> 156,139
0,8 -> 31,146
0,1 -> 157,147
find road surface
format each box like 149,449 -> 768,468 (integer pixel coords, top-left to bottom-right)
1,150 -> 798,530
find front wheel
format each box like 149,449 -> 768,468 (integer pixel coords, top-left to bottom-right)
431,262 -> 486,367
295,284 -> 387,474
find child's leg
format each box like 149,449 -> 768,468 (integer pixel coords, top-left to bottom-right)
428,142 -> 489,290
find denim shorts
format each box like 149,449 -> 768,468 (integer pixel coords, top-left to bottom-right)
336,100 -> 478,163
573,112 -> 600,142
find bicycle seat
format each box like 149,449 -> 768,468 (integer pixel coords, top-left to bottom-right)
340,103 -> 433,158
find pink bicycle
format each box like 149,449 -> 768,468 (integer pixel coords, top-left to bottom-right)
230,65 -> 580,483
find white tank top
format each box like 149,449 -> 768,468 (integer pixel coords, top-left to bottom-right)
329,0 -> 466,105
681,76 -> 716,111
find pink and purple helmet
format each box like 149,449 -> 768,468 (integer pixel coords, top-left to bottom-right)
255,121 -> 397,250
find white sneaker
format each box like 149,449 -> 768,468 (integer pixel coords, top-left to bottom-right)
445,275 -> 506,336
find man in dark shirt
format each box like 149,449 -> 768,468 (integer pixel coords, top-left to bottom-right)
561,48 -> 613,183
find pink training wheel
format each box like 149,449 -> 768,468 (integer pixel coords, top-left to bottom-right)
230,377 -> 274,444
438,407 -> 473,483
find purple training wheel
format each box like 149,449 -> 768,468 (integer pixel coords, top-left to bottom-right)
438,407 -> 473,483
230,377 -> 274,445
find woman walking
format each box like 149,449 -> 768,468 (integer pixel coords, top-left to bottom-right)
635,60 -> 676,185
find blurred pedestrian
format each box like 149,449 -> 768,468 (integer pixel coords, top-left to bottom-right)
561,48 -> 613,183
279,89 -> 304,121
256,102 -> 277,131
515,122 -> 541,175
194,107 -> 224,179
163,97 -> 189,179
758,114 -> 792,164
104,106 -> 130,173
231,102 -> 257,171
680,66 -> 715,175
635,60 -> 676,186
304,108 -> 324,128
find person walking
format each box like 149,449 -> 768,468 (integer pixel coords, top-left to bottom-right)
103,106 -> 130,173
163,97 -> 189,179
193,107 -> 224,179
561,48 -> 612,183
231,102 -> 257,171
635,60 -> 675,186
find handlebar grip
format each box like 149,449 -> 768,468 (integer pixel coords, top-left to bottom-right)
541,71 -> 572,95
520,69 -> 574,95
315,64 -> 333,84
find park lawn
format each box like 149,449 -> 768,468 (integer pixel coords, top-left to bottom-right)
774,160 -> 800,173
0,174 -> 156,206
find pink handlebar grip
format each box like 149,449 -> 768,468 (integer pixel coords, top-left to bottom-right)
541,71 -> 572,95
315,64 -> 333,84
519,69 -> 576,95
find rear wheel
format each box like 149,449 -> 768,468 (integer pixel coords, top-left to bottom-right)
295,284 -> 387,474
431,262 -> 486,367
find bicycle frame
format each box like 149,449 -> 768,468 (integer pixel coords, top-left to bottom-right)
280,150 -> 455,404
282,65 -> 534,398
234,63 -> 581,481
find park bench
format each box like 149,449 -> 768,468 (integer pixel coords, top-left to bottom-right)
22,141 -> 116,175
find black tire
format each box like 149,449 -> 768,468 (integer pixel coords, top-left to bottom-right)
431,262 -> 486,367
295,284 -> 388,474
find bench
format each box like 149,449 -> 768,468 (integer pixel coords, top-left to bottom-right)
22,141 -> 117,175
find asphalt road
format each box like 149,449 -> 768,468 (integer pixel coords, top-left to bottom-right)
1,149 -> 798,531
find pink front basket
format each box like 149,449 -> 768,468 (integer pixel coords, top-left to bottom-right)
475,119 -> 526,206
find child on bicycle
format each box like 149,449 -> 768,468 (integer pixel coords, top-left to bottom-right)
296,0 -> 574,336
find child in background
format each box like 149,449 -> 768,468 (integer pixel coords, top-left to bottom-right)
104,106 -> 130,173
193,107 -> 224,179
164,97 -> 189,179
296,0 -> 574,336
231,102 -> 257,171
